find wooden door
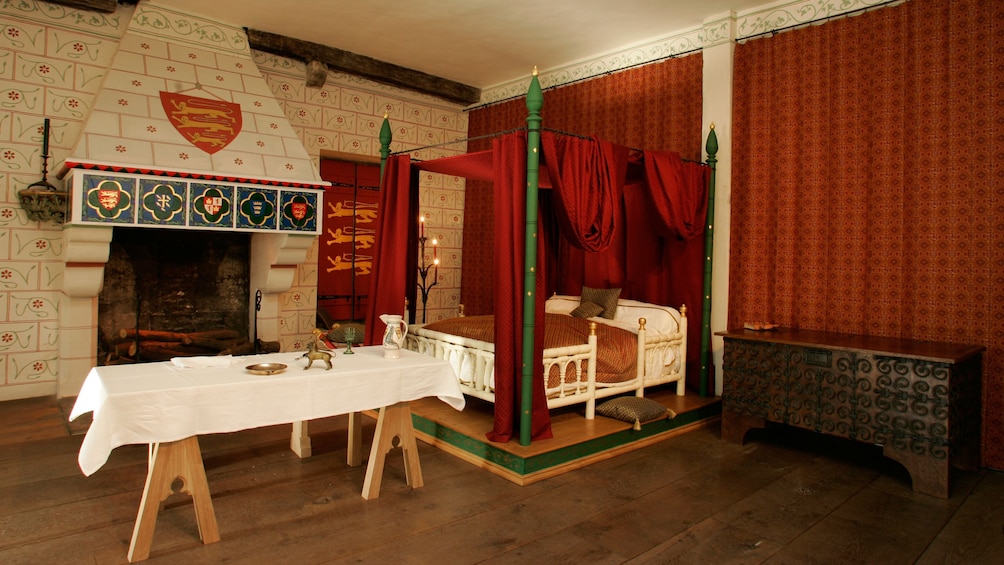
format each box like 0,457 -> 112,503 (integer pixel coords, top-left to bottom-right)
318,160 -> 380,322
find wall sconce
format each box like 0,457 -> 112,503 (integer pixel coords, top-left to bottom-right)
17,118 -> 67,223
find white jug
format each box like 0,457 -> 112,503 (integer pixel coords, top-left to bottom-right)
379,314 -> 408,358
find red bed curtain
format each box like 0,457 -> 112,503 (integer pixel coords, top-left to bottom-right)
543,149 -> 710,390
369,132 -> 710,441
488,132 -> 552,442
541,132 -> 628,253
363,154 -> 417,345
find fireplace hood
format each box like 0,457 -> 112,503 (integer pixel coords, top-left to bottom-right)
54,0 -> 329,397
58,0 -> 328,233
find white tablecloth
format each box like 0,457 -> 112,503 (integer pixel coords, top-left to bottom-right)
69,347 -> 464,476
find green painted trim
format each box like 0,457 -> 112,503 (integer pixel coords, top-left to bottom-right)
412,401 -> 722,476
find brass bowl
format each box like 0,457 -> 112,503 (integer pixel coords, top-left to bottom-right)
245,363 -> 287,376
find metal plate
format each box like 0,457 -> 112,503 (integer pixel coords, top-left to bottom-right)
245,362 -> 287,376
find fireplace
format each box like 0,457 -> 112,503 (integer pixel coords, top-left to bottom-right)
98,228 -> 251,364
54,2 -> 328,396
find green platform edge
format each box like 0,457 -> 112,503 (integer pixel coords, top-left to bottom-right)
411,401 -> 722,476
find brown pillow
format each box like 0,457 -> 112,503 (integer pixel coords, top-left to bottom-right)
581,286 -> 621,319
596,397 -> 676,431
570,301 -> 604,319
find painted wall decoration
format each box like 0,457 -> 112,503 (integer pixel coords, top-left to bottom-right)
0,0 -> 467,401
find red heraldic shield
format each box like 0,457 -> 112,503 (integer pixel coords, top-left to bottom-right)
160,92 -> 242,155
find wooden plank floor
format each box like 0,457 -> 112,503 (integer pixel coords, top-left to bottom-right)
2,395 -> 1003,564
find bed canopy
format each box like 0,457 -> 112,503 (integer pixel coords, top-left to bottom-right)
364,72 -> 718,445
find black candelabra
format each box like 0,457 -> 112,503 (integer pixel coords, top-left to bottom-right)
416,215 -> 439,323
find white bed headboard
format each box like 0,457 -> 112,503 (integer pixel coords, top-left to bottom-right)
545,295 -> 681,335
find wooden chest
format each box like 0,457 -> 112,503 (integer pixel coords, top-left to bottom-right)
717,328 -> 983,498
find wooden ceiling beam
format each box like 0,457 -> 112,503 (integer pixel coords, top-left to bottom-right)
247,28 -> 480,106
45,0 -> 118,12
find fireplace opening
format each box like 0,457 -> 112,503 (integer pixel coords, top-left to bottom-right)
97,227 -> 251,365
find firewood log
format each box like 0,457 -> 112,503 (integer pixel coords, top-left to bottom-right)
118,328 -> 188,342
184,327 -> 240,341
185,337 -> 238,351
130,342 -> 217,360
257,340 -> 281,353
221,340 -> 255,356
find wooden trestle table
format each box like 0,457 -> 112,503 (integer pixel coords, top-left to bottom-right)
69,347 -> 464,562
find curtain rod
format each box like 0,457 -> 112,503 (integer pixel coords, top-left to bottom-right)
542,127 -> 707,166
737,0 -> 905,43
389,126 -> 526,157
392,125 -> 707,166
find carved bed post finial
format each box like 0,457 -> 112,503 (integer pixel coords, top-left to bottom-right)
680,304 -> 687,317
589,321 -> 597,336
378,113 -> 393,188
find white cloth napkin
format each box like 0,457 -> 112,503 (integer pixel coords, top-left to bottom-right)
170,355 -> 233,369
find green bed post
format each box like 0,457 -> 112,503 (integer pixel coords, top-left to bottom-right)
378,113 -> 392,182
699,124 -> 718,398
520,70 -> 544,446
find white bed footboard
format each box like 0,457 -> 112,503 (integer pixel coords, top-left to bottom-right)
406,327 -> 496,403
547,295 -> 688,398
407,323 -> 603,416
636,314 -> 688,397
406,300 -> 688,420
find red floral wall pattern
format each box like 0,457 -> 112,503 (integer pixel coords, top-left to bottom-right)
731,0 -> 1004,468
464,54 -> 705,313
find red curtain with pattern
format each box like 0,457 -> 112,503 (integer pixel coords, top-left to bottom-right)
731,0 -> 1004,468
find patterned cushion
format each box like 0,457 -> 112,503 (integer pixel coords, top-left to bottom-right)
596,396 -> 676,430
570,300 -> 604,319
581,286 -> 621,319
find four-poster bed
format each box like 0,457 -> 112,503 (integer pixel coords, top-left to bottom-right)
364,71 -> 718,445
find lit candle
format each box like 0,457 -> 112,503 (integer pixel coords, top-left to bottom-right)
419,215 -> 425,239
433,258 -> 439,282
42,118 -> 49,157
432,238 -> 437,261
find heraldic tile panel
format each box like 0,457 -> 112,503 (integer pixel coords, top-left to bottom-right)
65,169 -> 320,234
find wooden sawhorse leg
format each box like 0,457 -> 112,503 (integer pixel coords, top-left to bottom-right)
291,420 -> 311,458
292,414 -> 363,467
127,436 -> 219,562
360,402 -> 423,500
348,411 -> 363,467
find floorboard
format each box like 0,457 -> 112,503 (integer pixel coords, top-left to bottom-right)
0,394 -> 1002,564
